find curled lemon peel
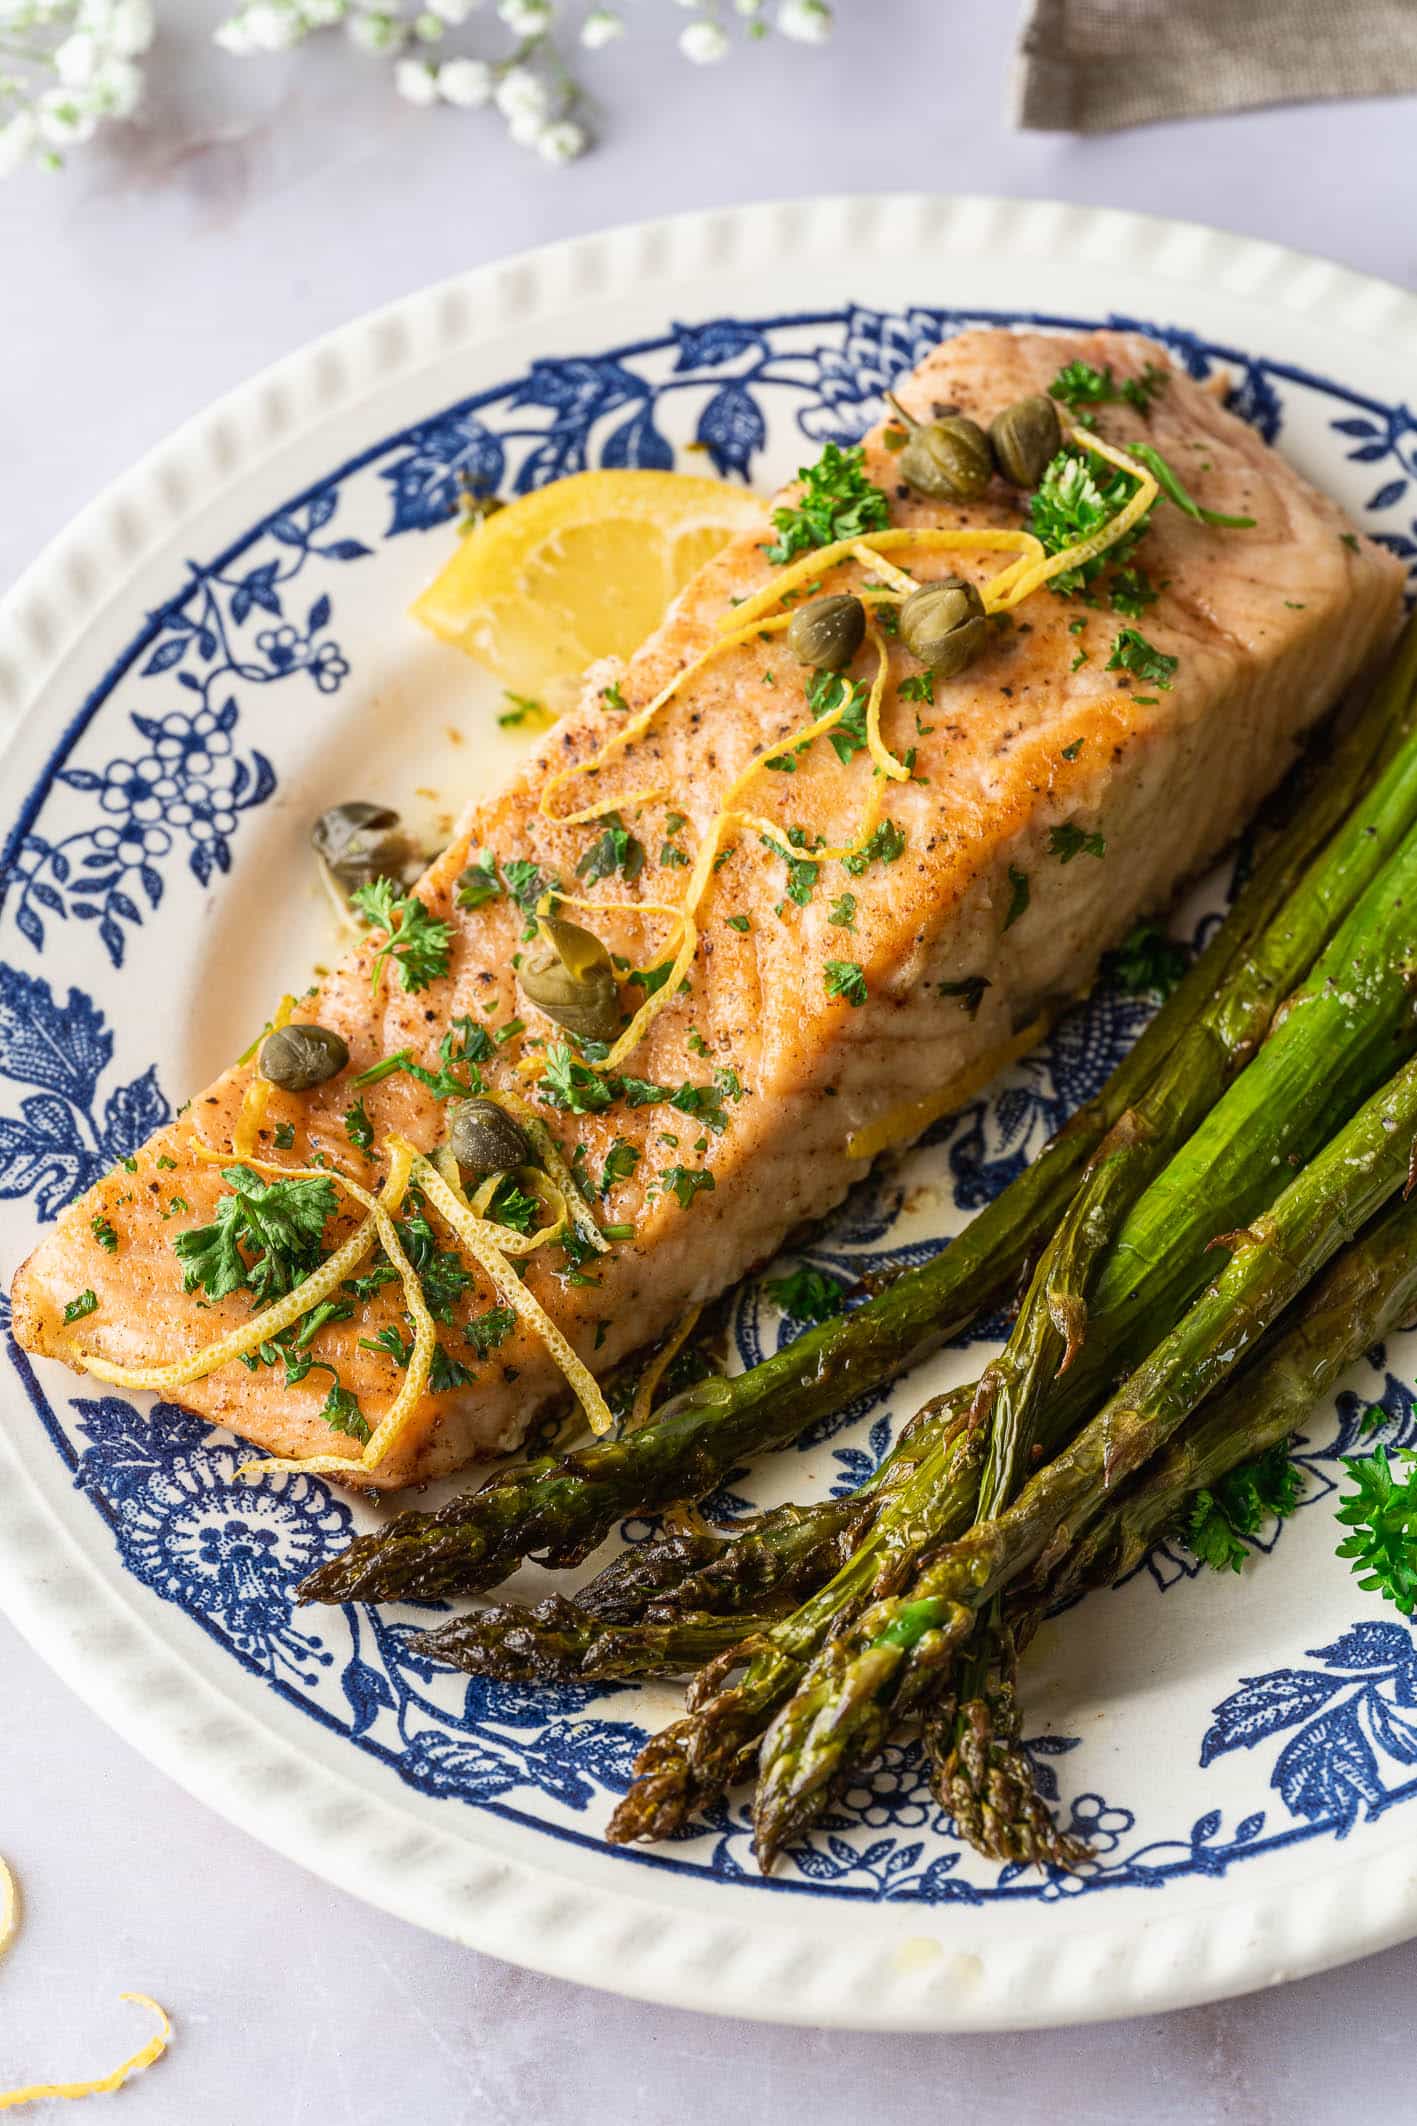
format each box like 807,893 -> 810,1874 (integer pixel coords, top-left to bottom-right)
720,526 -> 1044,637
625,1304 -> 703,1437
233,992 -> 296,1160
402,1147 -> 616,1436
0,1987 -> 171,2112
993,428 -> 1159,608
546,888 -> 698,1073
469,1163 -> 568,1250
485,1087 -> 609,1254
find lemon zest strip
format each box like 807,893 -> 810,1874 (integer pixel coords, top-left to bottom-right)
233,992 -> 296,1159
403,1148 -> 616,1437
992,428 -> 1158,609
845,1014 -> 1052,1162
0,1993 -> 172,2112
487,1087 -> 609,1254
720,527 -> 1044,636
625,1305 -> 703,1436
469,1163 -> 568,1250
547,889 -> 698,1072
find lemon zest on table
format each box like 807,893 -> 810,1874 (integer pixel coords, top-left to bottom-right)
403,1147 -> 616,1436
625,1305 -> 703,1436
0,1983 -> 171,2112
232,991 -> 296,1159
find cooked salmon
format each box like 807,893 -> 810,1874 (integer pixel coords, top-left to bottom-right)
10,329 -> 1402,1486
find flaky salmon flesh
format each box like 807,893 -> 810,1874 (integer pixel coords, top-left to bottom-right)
10,329 -> 1403,1486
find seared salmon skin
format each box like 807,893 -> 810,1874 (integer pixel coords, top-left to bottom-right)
10,329 -> 1402,1486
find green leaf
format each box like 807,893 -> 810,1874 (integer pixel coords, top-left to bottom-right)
824,958 -> 868,1007
576,811 -> 645,886
1183,1440 -> 1304,1573
63,1288 -> 98,1325
1047,822 -> 1106,864
540,1042 -> 615,1115
1003,865 -> 1030,931
1107,625 -> 1177,691
765,443 -> 890,566
843,820 -> 906,876
1336,1446 -> 1417,1613
455,851 -> 502,911
663,1164 -> 716,1211
350,878 -> 454,994
1104,920 -> 1188,999
763,1263 -> 844,1322
466,1304 -> 517,1357
1125,441 -> 1256,529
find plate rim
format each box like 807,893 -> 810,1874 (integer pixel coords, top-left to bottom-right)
5,191 -> 1417,2031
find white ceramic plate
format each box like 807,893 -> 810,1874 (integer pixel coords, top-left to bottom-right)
5,196 -> 1417,2033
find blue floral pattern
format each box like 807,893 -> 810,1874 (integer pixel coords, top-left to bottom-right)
6,300 -> 1417,1906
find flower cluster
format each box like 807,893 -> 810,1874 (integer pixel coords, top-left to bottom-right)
0,0 -> 153,172
211,0 -> 835,163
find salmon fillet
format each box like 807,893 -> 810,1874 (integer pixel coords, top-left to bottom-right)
11,328 -> 1402,1486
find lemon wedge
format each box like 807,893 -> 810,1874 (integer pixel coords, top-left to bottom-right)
410,468 -> 766,700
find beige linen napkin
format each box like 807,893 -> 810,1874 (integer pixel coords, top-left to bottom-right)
1016,0 -> 1417,132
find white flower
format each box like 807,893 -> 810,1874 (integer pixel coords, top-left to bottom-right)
75,0 -> 116,34
678,18 -> 727,61
0,110 -> 36,178
394,53 -> 438,100
413,9 -> 445,36
776,0 -> 830,41
108,0 -> 155,53
579,5 -> 621,46
213,14 -> 256,52
242,1 -> 304,48
733,0 -> 762,13
435,53 -> 491,103
497,0 -> 549,28
426,0 -> 479,17
299,0 -> 346,22
505,106 -> 544,144
37,86 -> 97,144
346,5 -> 405,49
536,116 -> 585,161
494,63 -> 547,119
54,30 -> 100,84
89,53 -> 144,114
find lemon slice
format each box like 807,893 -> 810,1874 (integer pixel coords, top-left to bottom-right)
410,469 -> 766,700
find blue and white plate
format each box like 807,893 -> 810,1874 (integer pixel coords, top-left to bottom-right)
4,196 -> 1417,2031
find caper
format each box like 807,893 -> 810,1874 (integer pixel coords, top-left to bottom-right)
899,578 -> 989,679
786,593 -> 866,673
259,1023 -> 349,1093
989,393 -> 1063,489
448,1098 -> 533,1178
312,802 -> 411,892
518,914 -> 621,1042
887,393 -> 992,504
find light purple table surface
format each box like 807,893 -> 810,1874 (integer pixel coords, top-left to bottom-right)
3,4 -> 1415,2115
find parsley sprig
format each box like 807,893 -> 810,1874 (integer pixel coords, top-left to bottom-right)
1183,1441 -> 1304,1572
173,1167 -> 338,1304
1336,1446 -> 1417,1613
766,443 -> 890,566
350,878 -> 453,994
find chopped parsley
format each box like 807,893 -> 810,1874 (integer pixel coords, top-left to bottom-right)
350,878 -> 453,994
843,820 -> 906,876
1107,626 -> 1177,691
498,690 -> 552,729
344,1100 -> 374,1152
1003,865 -> 1030,931
455,851 -> 502,911
662,1164 -> 715,1211
430,1345 -> 475,1394
321,1381 -> 370,1443
1108,566 -> 1158,618
601,681 -> 629,713
1030,449 -> 1147,596
486,1176 -> 541,1237
395,1196 -> 475,1322
824,958 -> 868,1007
765,442 -> 890,565
1048,822 -> 1106,863
576,811 -> 645,886
1183,1441 -> 1302,1572
1061,739 -> 1084,760
1104,919 -> 1188,999
63,1289 -> 98,1324
660,841 -> 690,868
1048,358 -> 1169,414
828,891 -> 857,929
725,913 -> 752,933
763,1263 -> 845,1323
466,1304 -> 517,1357
898,671 -> 934,706
359,1323 -> 413,1367
600,1140 -> 640,1194
91,1213 -> 118,1253
274,1121 -> 296,1150
540,1043 -> 615,1115
173,1167 -> 337,1304
803,670 -> 870,765
503,857 -> 556,916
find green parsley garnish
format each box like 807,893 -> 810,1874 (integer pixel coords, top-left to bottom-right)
1048,822 -> 1106,863
725,913 -> 752,933
843,820 -> 906,876
63,1289 -> 98,1324
1003,865 -> 1030,931
763,1263 -> 845,1323
350,878 -> 454,994
600,1140 -> 640,1194
1104,919 -> 1188,999
1107,625 -> 1178,690
321,1381 -> 370,1443
1108,565 -> 1158,618
898,671 -> 934,705
486,1176 -> 541,1236
1183,1440 -> 1303,1572
1048,358 -> 1169,414
467,1304 -> 517,1357
91,1214 -> 118,1253
663,1164 -> 715,1211
540,1042 -> 615,1114
765,442 -> 890,566
173,1167 -> 337,1304
1335,1446 -> 1417,1612
344,1100 -> 374,1152
660,842 -> 690,868
456,851 -> 502,911
576,811 -> 644,886
1030,449 -> 1146,596
828,891 -> 857,929
498,690 -> 551,729
601,681 -> 629,713
824,958 -> 868,1007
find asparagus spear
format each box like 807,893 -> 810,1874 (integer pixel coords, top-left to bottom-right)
751,1049 -> 1417,1868
609,815 -> 1417,1843
299,641 -> 1417,1611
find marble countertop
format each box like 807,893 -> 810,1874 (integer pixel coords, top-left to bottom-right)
4,3 -> 1417,2115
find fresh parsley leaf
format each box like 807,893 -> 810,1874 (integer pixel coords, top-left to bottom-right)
430,1345 -> 475,1393
1104,919 -> 1188,999
395,1197 -> 475,1322
1030,449 -> 1147,595
498,690 -> 552,729
660,842 -> 690,868
803,670 -> 870,765
1107,626 -> 1177,691
824,958 -> 868,1008
486,1176 -> 540,1237
350,878 -> 454,994
940,974 -> 990,1017
600,1140 -> 640,1194
359,1323 -> 414,1367
1048,822 -> 1106,863
63,1289 -> 98,1324
765,443 -> 890,566
663,1164 -> 715,1211
321,1381 -> 370,1443
601,681 -> 629,712
763,1263 -> 845,1323
1335,1446 -> 1417,1612
1049,358 -> 1168,413
725,913 -> 752,933
843,820 -> 906,876
898,671 -> 934,705
1003,866 -> 1030,931
1183,1440 -> 1303,1572
344,1100 -> 374,1152
540,1042 -> 615,1114
1108,566 -> 1158,618
502,857 -> 556,915
173,1167 -> 337,1304
828,891 -> 857,929
91,1213 -> 118,1253
466,1304 -> 518,1357
456,851 -> 502,911
576,811 -> 645,886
